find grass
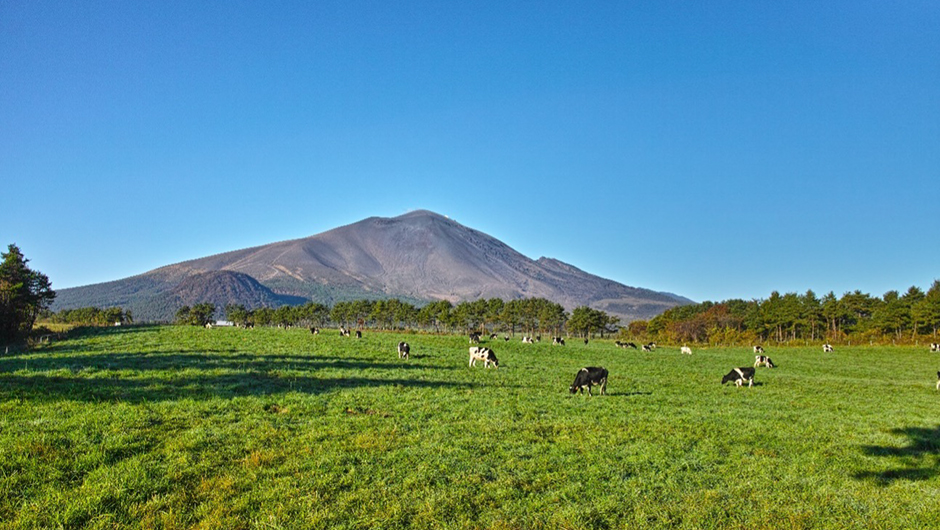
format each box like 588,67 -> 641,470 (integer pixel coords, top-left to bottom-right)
1,326 -> 939,529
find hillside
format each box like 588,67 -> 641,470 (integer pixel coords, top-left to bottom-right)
53,210 -> 692,321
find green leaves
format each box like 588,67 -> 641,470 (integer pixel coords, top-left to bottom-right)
0,244 -> 56,342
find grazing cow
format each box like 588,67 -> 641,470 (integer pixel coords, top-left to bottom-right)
753,345 -> 765,354
355,330 -> 362,339
469,332 -> 481,344
397,341 -> 410,359
535,335 -> 541,342
522,336 -> 534,344
681,346 -> 692,355
583,338 -> 589,345
552,337 -> 566,346
642,344 -> 653,352
823,344 -> 834,353
205,322 -> 213,329
615,341 -> 626,348
469,347 -> 499,368
931,343 -> 940,352
339,326 -> 351,337
569,367 -> 608,396
310,327 -> 320,335
504,336 -> 510,342
754,355 -> 775,368
722,367 -> 756,387
489,333 -> 498,340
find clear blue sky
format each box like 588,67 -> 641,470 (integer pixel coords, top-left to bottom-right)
2,1 -> 938,303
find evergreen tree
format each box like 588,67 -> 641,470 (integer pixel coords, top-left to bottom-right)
0,244 -> 56,342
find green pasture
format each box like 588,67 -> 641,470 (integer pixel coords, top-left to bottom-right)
1,326 -> 939,529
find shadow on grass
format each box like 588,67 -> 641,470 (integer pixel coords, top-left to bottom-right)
0,351 -> 456,374
854,426 -> 940,484
0,371 -> 473,403
0,326 -> 472,402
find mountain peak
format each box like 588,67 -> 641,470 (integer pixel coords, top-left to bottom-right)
52,212 -> 691,322
395,209 -> 453,222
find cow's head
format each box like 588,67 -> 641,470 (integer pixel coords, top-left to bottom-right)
721,373 -> 735,385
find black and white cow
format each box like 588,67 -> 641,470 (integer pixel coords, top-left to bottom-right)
397,341 -> 410,359
753,345 -> 765,354
355,330 -> 362,339
823,344 -> 834,353
569,367 -> 608,396
754,355 -> 775,368
504,336 -> 510,342
469,332 -> 481,344
930,343 -> 940,352
469,347 -> 499,368
535,335 -> 541,342
552,337 -> 566,346
522,336 -> 534,344
641,343 -> 654,352
583,338 -> 589,345
722,366 -> 756,387
489,333 -> 498,340
339,326 -> 349,337
310,327 -> 320,335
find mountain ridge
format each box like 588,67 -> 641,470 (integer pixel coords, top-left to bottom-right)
53,210 -> 693,322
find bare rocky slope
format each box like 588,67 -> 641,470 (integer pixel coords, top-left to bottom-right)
53,210 -> 691,322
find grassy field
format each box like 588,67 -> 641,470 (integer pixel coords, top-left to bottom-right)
1,326 -> 939,529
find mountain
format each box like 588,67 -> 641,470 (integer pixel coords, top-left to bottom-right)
52,210 -> 692,322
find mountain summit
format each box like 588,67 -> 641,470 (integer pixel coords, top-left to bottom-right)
53,210 -> 691,321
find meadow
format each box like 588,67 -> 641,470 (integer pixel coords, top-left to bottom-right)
1,326 -> 939,529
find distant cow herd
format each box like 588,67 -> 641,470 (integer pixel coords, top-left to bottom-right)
216,324 -> 940,392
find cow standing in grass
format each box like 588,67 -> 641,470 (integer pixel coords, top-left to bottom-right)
722,367 -> 755,387
469,347 -> 499,368
570,367 -> 608,396
753,345 -> 765,354
754,355 -> 775,368
931,343 -> 940,352
823,344 -> 834,353
397,341 -> 410,359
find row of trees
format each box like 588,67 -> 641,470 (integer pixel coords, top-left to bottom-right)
632,283 -> 940,345
46,306 -> 133,326
169,297 -> 618,337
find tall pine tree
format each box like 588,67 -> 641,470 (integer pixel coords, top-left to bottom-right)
0,244 -> 56,342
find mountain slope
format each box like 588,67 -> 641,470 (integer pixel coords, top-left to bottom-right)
53,210 -> 692,322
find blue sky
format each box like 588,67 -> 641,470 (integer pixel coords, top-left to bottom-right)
2,1 -> 938,303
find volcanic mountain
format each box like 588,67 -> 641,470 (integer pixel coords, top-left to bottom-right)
53,210 -> 692,321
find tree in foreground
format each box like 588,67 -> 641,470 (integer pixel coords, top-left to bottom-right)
0,244 -> 56,342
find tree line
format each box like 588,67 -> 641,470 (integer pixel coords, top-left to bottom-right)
171,297 -> 618,337
46,306 -> 133,326
628,282 -> 940,346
